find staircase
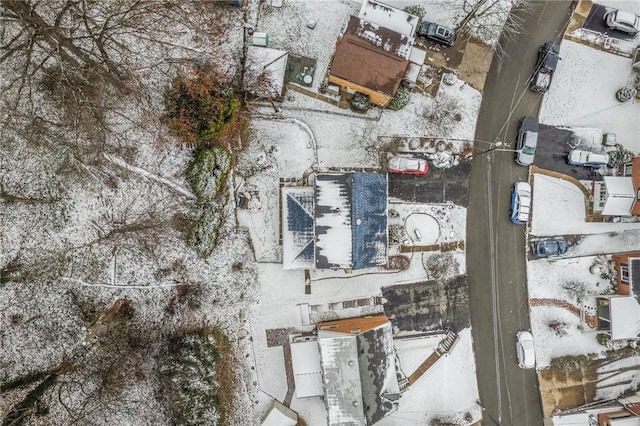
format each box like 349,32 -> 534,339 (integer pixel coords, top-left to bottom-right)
436,330 -> 459,355
406,330 -> 460,386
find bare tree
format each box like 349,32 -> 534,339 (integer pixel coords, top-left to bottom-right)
0,0 -> 238,154
456,0 -> 533,58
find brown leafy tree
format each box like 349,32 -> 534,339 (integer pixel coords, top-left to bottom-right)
163,68 -> 241,147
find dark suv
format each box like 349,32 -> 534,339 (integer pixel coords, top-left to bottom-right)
417,21 -> 456,46
530,42 -> 560,93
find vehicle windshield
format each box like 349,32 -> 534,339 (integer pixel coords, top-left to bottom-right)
540,243 -> 557,254
543,53 -> 559,69
522,341 -> 534,365
437,27 -> 451,38
403,159 -> 421,171
522,145 -> 536,155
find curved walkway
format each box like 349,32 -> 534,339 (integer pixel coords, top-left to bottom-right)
529,298 -> 597,328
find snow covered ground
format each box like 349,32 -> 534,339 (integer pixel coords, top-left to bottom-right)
15,0 -> 640,424
246,0 -> 640,421
242,23 -> 485,425
539,40 -> 640,152
528,0 -> 640,410
240,0 -> 563,424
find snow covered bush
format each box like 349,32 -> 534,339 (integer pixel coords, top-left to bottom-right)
385,255 -> 410,271
186,145 -> 232,202
616,87 -> 637,103
550,354 -> 593,372
163,68 -> 240,146
424,94 -> 461,136
350,93 -> 371,113
404,5 -> 425,28
548,320 -> 568,336
388,224 -> 406,245
157,328 -> 232,426
607,145 -> 634,168
185,145 -> 231,257
424,252 -> 460,282
387,86 -> 411,111
597,333 -> 611,347
186,203 -> 227,258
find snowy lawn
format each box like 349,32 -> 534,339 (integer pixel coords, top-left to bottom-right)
538,39 -> 640,152
530,173 -> 640,236
529,305 -> 603,368
379,328 -> 481,425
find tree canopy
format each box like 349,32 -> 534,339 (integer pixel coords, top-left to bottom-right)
164,70 -> 240,147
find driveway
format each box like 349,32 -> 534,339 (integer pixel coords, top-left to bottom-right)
583,3 -> 638,41
382,276 -> 470,333
388,159 -> 471,206
534,124 -> 605,180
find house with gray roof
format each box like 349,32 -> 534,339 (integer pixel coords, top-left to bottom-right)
317,315 -> 400,425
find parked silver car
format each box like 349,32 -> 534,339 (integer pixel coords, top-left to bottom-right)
516,117 -> 538,166
604,9 -> 640,35
531,238 -> 569,257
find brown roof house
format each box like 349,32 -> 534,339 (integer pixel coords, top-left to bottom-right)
328,3 -> 416,107
552,390 -> 640,425
317,315 -> 400,425
596,252 -> 640,340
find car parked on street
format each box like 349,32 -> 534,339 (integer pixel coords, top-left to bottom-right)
417,21 -> 456,46
531,238 -> 569,257
388,156 -> 429,175
530,41 -> 560,93
509,181 -> 531,225
516,331 -> 535,369
567,150 -> 609,167
604,9 -> 640,35
516,117 -> 538,166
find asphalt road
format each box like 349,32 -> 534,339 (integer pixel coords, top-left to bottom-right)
467,2 -> 574,425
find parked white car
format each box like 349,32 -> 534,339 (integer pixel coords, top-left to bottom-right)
516,331 -> 535,369
567,150 -> 609,168
604,9 -> 640,35
388,156 -> 429,175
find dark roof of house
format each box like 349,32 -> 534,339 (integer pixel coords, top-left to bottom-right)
351,173 -> 388,269
357,323 -> 399,424
314,173 -> 388,270
330,16 -> 410,98
282,187 -> 315,269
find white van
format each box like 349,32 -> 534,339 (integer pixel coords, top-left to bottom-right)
567,150 -> 609,168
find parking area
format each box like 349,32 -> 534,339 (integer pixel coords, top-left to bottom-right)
583,3 -> 638,41
382,276 -> 470,334
533,124 -> 605,181
388,160 -> 472,206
